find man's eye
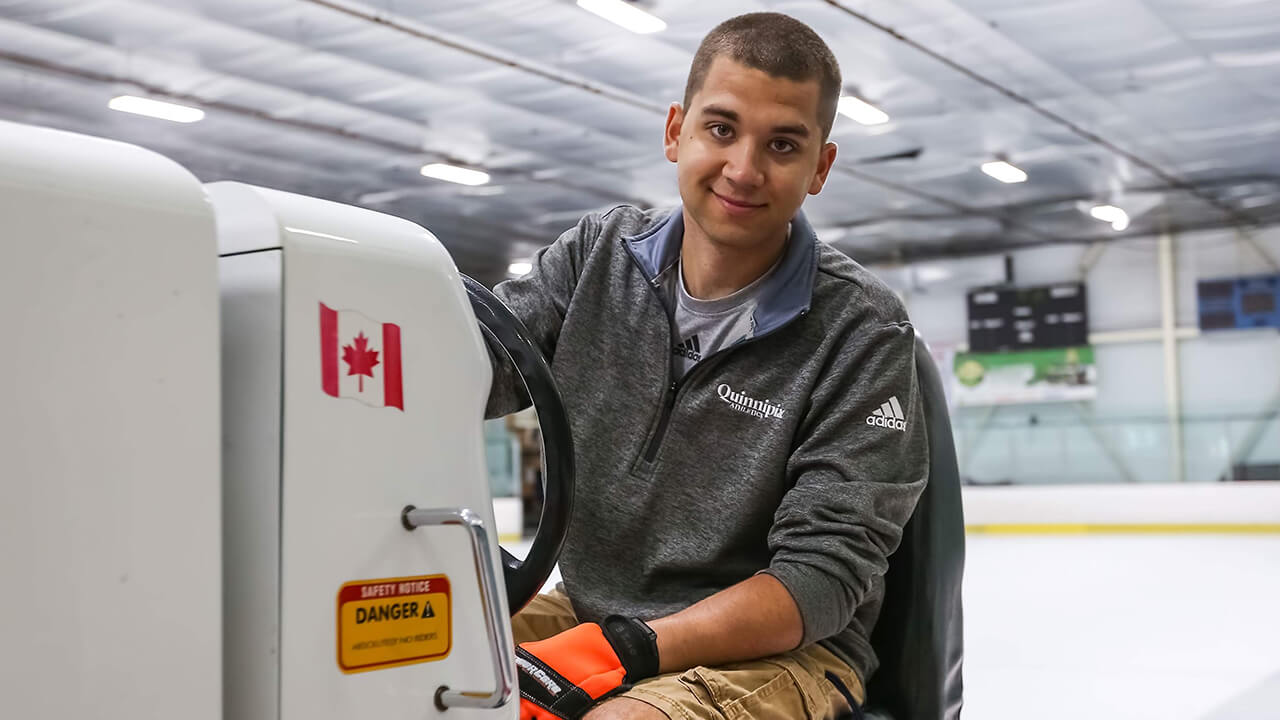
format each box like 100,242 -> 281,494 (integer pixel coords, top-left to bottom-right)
770,139 -> 796,154
709,123 -> 733,139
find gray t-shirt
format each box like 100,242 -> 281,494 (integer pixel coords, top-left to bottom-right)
662,254 -> 781,380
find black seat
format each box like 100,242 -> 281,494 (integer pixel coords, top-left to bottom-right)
863,336 -> 966,720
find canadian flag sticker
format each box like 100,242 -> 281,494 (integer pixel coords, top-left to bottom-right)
320,303 -> 404,410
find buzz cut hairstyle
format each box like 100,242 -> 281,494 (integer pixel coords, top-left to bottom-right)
682,12 -> 843,140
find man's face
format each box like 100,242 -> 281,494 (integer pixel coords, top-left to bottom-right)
665,56 -> 838,251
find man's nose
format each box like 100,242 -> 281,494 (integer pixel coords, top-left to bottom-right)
722,142 -> 765,188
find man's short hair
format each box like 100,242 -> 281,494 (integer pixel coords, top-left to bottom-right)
683,12 -> 843,140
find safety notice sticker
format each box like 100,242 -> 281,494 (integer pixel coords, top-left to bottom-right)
337,575 -> 451,673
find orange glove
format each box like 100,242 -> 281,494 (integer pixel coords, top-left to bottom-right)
517,616 -> 659,720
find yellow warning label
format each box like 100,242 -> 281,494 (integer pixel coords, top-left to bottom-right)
337,574 -> 451,673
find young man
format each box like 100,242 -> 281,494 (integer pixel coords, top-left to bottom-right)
487,13 -> 928,720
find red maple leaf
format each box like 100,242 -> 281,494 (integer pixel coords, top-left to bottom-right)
342,332 -> 380,392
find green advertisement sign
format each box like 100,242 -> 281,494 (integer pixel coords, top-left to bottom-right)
952,346 -> 1097,406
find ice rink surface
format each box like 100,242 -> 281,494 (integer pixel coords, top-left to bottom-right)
964,534 -> 1280,720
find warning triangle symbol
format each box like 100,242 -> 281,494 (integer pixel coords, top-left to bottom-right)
420,602 -> 435,618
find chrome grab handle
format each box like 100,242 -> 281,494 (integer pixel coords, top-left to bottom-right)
401,505 -> 515,711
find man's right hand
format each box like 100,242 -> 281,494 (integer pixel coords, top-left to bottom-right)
517,617 -> 659,719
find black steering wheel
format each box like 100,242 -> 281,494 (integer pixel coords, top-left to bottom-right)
462,275 -> 575,616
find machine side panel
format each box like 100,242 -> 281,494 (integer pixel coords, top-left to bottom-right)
0,120 -> 221,718
273,196 -> 513,719
207,182 -> 285,256
220,251 -> 284,720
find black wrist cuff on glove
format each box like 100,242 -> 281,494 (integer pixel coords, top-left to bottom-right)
600,615 -> 660,682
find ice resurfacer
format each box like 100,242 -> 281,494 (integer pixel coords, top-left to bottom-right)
0,119 -> 573,720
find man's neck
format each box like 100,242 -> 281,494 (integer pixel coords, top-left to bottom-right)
680,212 -> 789,301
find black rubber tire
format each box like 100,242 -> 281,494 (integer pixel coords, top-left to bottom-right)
462,275 -> 575,616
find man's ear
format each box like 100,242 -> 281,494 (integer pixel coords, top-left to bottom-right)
663,103 -> 684,163
808,141 -> 839,195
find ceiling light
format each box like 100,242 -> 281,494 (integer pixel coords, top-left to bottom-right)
915,265 -> 953,284
108,95 -> 205,123
1090,204 -> 1130,231
980,160 -> 1027,184
837,96 -> 889,126
508,261 -> 533,277
576,0 -> 666,34
420,163 -> 490,186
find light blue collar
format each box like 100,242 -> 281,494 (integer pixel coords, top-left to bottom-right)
622,207 -> 818,337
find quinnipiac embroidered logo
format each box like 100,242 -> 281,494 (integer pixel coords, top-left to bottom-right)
717,383 -> 785,420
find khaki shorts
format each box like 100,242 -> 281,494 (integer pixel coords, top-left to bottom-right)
512,589 -> 865,720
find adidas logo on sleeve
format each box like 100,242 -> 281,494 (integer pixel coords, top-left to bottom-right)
866,396 -> 907,431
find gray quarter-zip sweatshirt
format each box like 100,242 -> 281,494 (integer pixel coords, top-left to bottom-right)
487,205 -> 928,687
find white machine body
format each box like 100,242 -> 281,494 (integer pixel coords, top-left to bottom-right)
1,118 -> 516,720
213,182 -> 515,720
0,121 -> 222,717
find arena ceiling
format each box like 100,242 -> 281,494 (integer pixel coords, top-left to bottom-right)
1,0 -> 1277,282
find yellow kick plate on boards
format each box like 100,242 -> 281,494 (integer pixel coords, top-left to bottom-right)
337,574 -> 452,673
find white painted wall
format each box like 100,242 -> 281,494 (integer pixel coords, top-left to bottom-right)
868,225 -> 1280,484
962,483 -> 1280,525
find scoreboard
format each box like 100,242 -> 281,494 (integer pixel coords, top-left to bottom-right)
967,282 -> 1088,352
1197,274 -> 1280,331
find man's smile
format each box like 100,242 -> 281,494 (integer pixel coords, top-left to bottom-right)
712,190 -> 766,215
